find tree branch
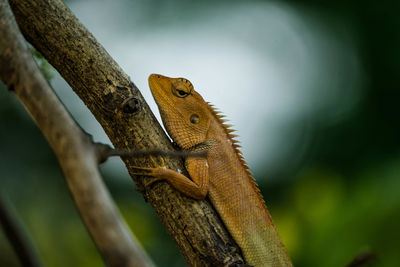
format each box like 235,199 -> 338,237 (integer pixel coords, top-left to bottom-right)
0,1 -> 154,266
8,0 -> 246,265
0,195 -> 42,267
95,143 -> 207,164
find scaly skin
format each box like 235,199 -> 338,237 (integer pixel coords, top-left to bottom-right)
138,74 -> 292,266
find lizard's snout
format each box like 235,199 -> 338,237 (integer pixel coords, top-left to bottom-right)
149,73 -> 169,81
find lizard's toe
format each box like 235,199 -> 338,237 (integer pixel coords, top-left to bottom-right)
143,176 -> 163,187
159,156 -> 165,167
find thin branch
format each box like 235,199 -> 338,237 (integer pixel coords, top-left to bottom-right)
95,143 -> 207,164
0,195 -> 42,267
346,251 -> 377,267
8,0 -> 246,265
0,1 -> 154,266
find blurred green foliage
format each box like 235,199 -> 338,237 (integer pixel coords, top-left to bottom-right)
30,47 -> 54,82
1,0 -> 399,266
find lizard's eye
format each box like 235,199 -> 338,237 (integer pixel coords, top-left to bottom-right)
177,90 -> 188,97
172,85 -> 191,98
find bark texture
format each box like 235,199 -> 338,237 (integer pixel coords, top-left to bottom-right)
0,0 -> 154,266
8,0 -> 246,265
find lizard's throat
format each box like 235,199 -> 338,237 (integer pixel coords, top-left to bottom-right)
161,117 -> 204,150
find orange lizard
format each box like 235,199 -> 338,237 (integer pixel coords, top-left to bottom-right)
134,74 -> 292,266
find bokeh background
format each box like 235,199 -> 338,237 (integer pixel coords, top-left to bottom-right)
1,0 -> 399,266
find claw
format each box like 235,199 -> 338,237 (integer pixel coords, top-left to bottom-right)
144,155 -> 166,168
149,156 -> 158,166
131,163 -> 155,177
143,177 -> 163,187
131,166 -> 154,171
159,157 -> 165,167
131,156 -> 166,184
131,171 -> 151,176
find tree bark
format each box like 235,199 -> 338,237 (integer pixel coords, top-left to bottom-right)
0,0 -> 154,266
8,0 -> 246,266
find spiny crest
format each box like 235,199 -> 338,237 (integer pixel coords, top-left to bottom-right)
206,102 -> 265,203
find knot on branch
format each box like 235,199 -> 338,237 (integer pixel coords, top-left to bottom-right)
102,90 -> 142,115
122,96 -> 141,114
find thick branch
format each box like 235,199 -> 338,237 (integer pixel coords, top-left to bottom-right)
8,0 -> 246,265
0,1 -> 154,266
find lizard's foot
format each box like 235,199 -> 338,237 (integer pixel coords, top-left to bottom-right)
132,156 -> 166,187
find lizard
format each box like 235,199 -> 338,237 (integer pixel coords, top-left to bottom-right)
133,74 -> 292,267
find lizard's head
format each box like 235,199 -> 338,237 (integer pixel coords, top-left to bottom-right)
148,74 -> 211,149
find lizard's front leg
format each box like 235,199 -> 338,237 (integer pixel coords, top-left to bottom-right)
132,157 -> 209,200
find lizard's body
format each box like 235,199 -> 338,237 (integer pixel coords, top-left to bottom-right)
139,74 -> 292,266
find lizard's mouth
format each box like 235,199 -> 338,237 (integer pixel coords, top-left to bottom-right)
148,74 -> 184,144
148,74 -> 175,113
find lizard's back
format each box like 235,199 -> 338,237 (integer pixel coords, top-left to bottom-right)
206,107 -> 292,267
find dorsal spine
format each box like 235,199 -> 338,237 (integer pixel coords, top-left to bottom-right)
206,103 -> 266,204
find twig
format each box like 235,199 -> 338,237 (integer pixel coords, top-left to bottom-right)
346,251 -> 377,267
95,143 -> 207,164
0,195 -> 42,267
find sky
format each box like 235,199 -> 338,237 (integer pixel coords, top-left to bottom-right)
53,0 -> 363,181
